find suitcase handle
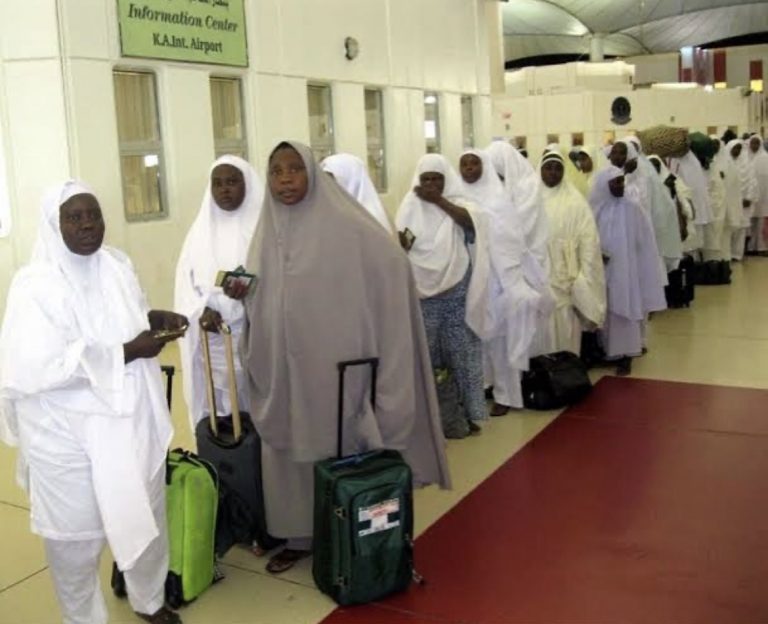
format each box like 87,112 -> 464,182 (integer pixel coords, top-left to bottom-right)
200,319 -> 243,443
336,358 -> 378,459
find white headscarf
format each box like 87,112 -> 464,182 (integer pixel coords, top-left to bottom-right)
321,153 -> 393,233
747,135 -> 768,218
589,167 -> 667,321
174,155 -> 263,427
0,180 -> 171,569
396,154 -> 492,339
486,140 -> 549,270
727,138 -> 759,209
538,151 -> 605,326
458,149 -> 550,356
619,139 -> 683,271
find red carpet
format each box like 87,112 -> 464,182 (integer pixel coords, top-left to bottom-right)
321,377 -> 768,624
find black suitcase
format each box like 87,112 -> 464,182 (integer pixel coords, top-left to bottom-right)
665,255 -> 695,308
522,351 -> 592,410
313,358 -> 417,605
197,321 -> 284,556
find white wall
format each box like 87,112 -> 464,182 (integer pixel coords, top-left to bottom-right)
625,44 -> 768,89
493,86 -> 756,159
0,0 -> 495,312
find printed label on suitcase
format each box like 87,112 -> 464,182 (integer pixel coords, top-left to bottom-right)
357,498 -> 400,537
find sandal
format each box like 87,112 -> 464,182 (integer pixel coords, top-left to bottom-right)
490,402 -> 510,417
136,607 -> 182,624
265,548 -> 311,574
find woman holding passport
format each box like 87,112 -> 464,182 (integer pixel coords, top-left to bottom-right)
175,155 -> 263,439
0,181 -> 186,624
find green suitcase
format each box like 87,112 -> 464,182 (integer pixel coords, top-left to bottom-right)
165,449 -> 219,608
312,358 -> 415,606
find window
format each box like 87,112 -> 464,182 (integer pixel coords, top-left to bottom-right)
461,95 -> 475,148
546,134 -> 560,147
113,70 -> 166,221
210,76 -> 247,159
307,83 -> 335,162
424,92 -> 441,154
707,126 -> 718,136
514,136 -> 527,151
364,88 -> 387,193
571,133 -> 584,147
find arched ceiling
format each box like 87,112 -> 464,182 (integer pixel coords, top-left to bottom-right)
502,0 -> 768,64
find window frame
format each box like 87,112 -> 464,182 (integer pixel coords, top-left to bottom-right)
364,86 -> 388,193
210,74 -> 249,160
424,91 -> 442,154
113,68 -> 169,223
307,82 -> 336,162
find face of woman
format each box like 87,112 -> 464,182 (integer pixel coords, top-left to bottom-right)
540,160 -> 564,188
730,144 -> 742,159
609,143 -> 628,168
211,164 -> 246,211
608,176 -> 625,198
419,171 -> 445,195
750,136 -> 761,153
268,146 -> 309,205
59,193 -> 105,256
577,153 -> 593,173
459,154 -> 483,184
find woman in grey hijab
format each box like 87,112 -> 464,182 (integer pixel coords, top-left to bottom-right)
228,141 -> 450,574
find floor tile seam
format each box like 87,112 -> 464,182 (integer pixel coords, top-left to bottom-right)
561,413 -> 768,439
0,566 -> 48,595
650,329 -> 768,341
0,500 -> 30,512
219,560 -> 318,591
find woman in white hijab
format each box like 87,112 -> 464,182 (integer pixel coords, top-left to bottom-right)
590,167 -> 667,376
175,155 -> 263,435
747,134 -> 768,255
321,153 -> 393,234
611,138 -> 683,274
535,150 -> 606,356
0,181 -> 187,624
233,141 -> 450,575
572,145 -> 604,197
486,140 -> 550,273
397,153 -> 492,428
457,149 -> 551,416
726,139 -> 758,261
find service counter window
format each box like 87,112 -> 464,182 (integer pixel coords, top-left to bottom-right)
211,76 -> 247,159
307,83 -> 335,162
114,70 -> 167,221
365,88 -> 387,193
424,92 -> 441,154
461,95 -> 475,148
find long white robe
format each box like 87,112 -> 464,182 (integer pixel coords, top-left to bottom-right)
0,181 -> 172,619
726,139 -> 759,259
458,148 -> 552,408
536,157 -> 606,355
589,167 -> 667,358
321,153 -> 393,234
175,155 -> 263,431
747,137 -> 768,251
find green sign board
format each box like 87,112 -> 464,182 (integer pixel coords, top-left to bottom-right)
117,0 -> 248,67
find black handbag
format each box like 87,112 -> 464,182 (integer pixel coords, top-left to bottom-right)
521,351 -> 592,410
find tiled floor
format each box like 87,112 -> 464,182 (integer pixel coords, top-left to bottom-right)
1,258 -> 766,624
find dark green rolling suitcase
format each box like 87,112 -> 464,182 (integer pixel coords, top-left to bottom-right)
312,358 -> 415,606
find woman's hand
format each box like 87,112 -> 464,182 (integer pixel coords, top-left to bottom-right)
124,330 -> 166,364
223,278 -> 250,300
200,307 -> 223,332
148,310 -> 188,331
414,185 -> 442,205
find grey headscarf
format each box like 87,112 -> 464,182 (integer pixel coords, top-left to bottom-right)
241,141 -> 450,487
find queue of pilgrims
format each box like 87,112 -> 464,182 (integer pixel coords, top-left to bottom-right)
0,130 -> 767,624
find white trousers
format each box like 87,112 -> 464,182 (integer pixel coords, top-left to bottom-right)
44,469 -> 168,624
731,227 -> 747,260
749,217 -> 767,252
485,336 -> 523,408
